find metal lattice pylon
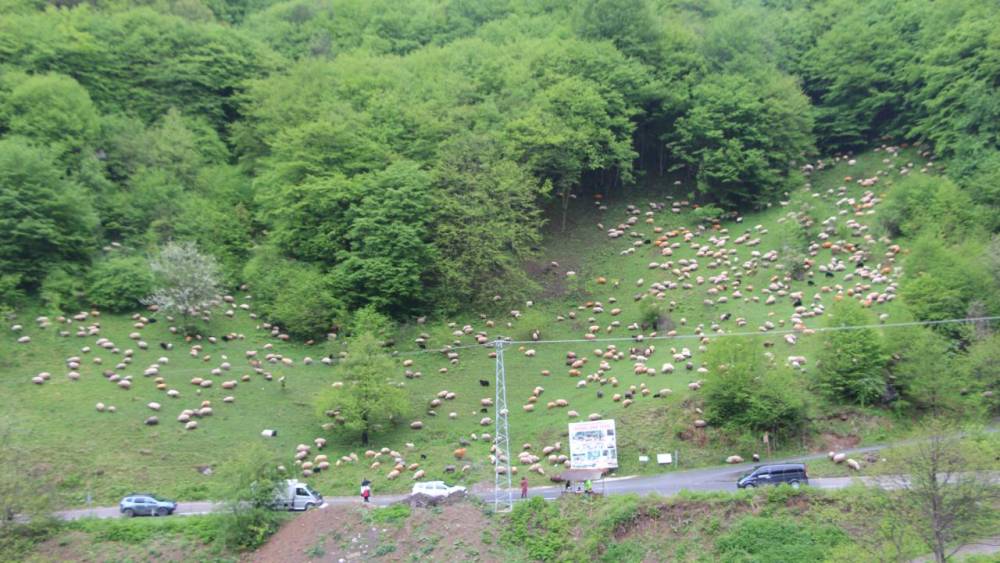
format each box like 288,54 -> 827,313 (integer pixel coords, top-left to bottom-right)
493,338 -> 513,512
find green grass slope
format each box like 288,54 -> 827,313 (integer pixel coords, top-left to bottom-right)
0,146 -> 934,506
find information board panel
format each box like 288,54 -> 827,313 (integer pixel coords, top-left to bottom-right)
568,419 -> 618,469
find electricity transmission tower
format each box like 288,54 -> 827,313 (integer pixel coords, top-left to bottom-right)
493,338 -> 513,512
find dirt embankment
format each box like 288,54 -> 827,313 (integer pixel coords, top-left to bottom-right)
249,502 -> 507,563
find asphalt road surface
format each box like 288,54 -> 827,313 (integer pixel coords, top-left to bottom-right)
53,441 -> 894,520
54,426 -> 1000,520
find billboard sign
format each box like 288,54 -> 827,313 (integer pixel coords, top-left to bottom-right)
568,419 -> 618,469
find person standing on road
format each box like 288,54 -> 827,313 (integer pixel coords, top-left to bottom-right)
520,477 -> 529,499
361,478 -> 371,503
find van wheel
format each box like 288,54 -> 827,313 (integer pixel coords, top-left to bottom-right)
123,509 -> 134,518
156,508 -> 169,517
790,481 -> 801,489
304,503 -> 315,511
743,484 -> 755,489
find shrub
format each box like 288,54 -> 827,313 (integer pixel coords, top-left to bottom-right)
0,274 -> 25,310
365,503 -> 410,524
692,203 -> 724,223
715,515 -> 847,561
40,266 -> 86,312
638,299 -> 673,331
0,518 -> 62,562
86,255 -> 155,312
703,339 -> 808,436
348,305 -> 393,340
217,507 -> 283,551
817,301 -> 887,406
244,248 -> 347,338
600,540 -> 645,563
501,497 -> 570,562
880,175 -> 983,242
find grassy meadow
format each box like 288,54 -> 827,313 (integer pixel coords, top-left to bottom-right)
0,147 -> 934,506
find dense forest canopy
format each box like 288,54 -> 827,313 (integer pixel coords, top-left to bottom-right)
1,0 -> 998,339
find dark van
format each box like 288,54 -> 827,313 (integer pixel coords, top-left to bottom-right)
737,463 -> 809,489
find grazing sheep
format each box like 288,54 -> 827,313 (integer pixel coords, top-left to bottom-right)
846,459 -> 861,471
693,419 -> 707,428
185,421 -> 198,430
147,402 -> 161,411
410,421 -> 424,430
145,417 -> 159,426
726,455 -> 743,464
833,453 -> 847,464
412,469 -> 426,480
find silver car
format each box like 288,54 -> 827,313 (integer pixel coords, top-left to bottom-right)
119,494 -> 177,517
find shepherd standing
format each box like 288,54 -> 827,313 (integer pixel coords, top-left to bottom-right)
361,478 -> 371,503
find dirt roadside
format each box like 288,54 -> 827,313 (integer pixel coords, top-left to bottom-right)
249,501 -> 509,563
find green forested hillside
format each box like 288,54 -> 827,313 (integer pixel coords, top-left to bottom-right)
1,0 -> 999,517
3,0 -> 997,329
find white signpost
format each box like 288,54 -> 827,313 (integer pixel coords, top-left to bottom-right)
568,419 -> 618,469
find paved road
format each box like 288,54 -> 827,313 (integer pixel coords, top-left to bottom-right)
52,444 -> 890,520
54,426 -> 999,520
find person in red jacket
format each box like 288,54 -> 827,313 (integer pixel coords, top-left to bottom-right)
520,477 -> 529,499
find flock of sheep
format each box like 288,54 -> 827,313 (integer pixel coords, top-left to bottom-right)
12,146 -> 923,487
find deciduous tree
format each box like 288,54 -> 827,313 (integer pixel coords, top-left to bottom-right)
315,333 -> 408,445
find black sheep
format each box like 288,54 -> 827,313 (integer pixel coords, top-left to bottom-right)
479,379 -> 490,387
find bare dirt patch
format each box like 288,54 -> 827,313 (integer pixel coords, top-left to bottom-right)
523,259 -> 575,300
818,432 -> 861,452
249,502 -> 506,562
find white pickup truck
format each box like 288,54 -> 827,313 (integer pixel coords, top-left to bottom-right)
272,480 -> 323,511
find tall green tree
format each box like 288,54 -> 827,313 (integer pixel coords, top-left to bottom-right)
506,74 -> 636,230
817,300 -> 887,406
0,72 -> 99,160
886,325 -> 969,416
333,160 -> 437,314
315,332 -> 408,445
431,135 -> 547,309
702,338 -> 808,437
0,138 -> 98,291
667,72 -> 814,208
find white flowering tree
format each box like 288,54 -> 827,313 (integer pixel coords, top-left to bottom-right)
144,241 -> 220,328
